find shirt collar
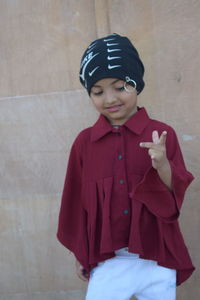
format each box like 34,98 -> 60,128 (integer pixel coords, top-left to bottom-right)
91,107 -> 150,142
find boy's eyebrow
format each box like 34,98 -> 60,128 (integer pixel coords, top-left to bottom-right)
93,79 -> 121,88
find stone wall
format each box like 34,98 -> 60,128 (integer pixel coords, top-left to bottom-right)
0,1 -> 199,299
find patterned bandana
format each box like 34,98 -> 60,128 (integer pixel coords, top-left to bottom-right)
79,33 -> 145,95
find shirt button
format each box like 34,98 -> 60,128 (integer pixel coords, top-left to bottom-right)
123,209 -> 129,215
119,179 -> 124,184
118,155 -> 123,160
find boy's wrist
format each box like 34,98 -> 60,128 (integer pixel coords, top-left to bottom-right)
157,159 -> 172,190
157,159 -> 170,172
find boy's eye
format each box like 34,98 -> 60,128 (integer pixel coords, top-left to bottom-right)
116,86 -> 125,91
92,90 -> 103,96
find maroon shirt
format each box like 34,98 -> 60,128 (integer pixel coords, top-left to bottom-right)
57,107 -> 195,285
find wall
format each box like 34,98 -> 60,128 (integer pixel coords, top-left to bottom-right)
0,0 -> 199,299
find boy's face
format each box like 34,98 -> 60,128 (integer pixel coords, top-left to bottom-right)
90,78 -> 138,125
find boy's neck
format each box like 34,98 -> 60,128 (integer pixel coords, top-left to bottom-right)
112,124 -> 121,127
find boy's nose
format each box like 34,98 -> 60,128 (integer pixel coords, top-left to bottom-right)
104,90 -> 118,105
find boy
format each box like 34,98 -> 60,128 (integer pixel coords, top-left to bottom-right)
57,33 -> 195,300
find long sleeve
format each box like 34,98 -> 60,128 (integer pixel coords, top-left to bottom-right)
57,141 -> 89,268
133,127 -> 194,222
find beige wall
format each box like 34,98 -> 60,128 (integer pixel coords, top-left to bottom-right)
0,1 -> 199,299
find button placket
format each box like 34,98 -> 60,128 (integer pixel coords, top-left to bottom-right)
118,131 -> 125,187
113,126 -> 130,219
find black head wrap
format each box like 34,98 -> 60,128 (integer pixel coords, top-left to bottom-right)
79,33 -> 145,94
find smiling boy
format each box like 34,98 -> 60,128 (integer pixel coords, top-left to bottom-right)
57,33 -> 195,300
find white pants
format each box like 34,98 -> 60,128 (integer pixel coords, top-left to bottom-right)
86,248 -> 176,300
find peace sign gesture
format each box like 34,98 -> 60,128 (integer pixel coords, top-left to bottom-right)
140,130 -> 168,171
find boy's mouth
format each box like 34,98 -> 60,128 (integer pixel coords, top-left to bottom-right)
106,104 -> 123,113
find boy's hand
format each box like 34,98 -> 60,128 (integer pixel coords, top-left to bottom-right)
140,130 -> 172,189
139,130 -> 168,170
75,259 -> 89,281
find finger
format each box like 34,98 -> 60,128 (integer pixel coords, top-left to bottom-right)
140,142 -> 157,149
81,270 -> 89,281
152,130 -> 159,144
78,272 -> 88,281
76,261 -> 89,281
148,149 -> 154,160
77,267 -> 88,281
148,149 -> 158,160
159,131 -> 167,145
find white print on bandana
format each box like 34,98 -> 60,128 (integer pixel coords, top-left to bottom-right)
107,48 -> 122,53
103,38 -> 115,42
89,66 -> 100,77
107,56 -> 121,60
79,51 -> 100,87
105,38 -> 122,69
86,42 -> 98,54
108,64 -> 121,69
80,34 -> 124,87
106,43 -> 119,46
